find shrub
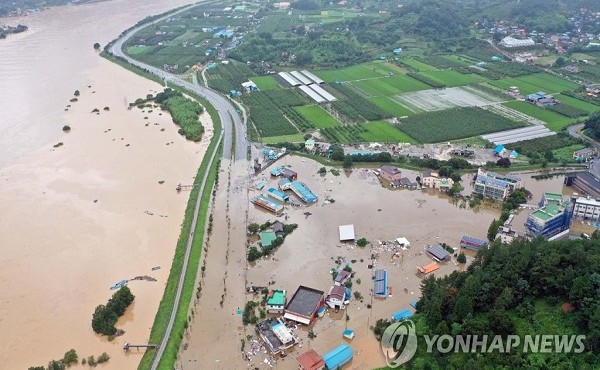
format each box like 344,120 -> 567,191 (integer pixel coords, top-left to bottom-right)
96,353 -> 110,364
457,253 -> 467,264
356,238 -> 368,247
62,125 -> 71,132
63,349 -> 78,367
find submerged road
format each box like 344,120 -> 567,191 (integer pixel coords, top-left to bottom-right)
107,4 -> 249,370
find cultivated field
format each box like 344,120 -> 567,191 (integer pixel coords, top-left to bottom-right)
359,121 -> 417,143
503,101 -> 574,131
418,70 -> 486,87
516,73 -> 580,93
402,58 -> 439,72
392,86 -> 505,113
252,75 -> 281,90
555,94 -> 600,114
313,65 -> 382,82
295,105 -> 341,128
351,78 -> 402,96
488,79 -> 545,96
369,96 -> 414,117
484,104 -> 547,125
399,107 -> 527,143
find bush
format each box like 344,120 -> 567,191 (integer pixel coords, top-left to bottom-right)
91,286 -> 135,336
457,253 -> 467,264
356,238 -> 368,247
87,356 -> 96,367
354,291 -> 363,300
318,166 -> 327,175
247,246 -> 262,262
62,125 -> 71,132
63,349 -> 78,367
96,353 -> 110,364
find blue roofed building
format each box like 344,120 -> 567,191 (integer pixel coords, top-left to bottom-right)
323,344 -> 353,370
373,269 -> 388,298
213,29 -> 234,38
391,308 -> 413,321
494,144 -> 505,155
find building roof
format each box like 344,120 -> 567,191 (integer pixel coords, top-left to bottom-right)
260,231 -> 277,247
297,349 -> 325,370
531,203 -> 563,221
285,286 -> 324,317
335,270 -> 351,284
373,269 -> 388,297
575,148 -> 595,155
305,139 -> 316,145
422,169 -> 438,178
291,181 -> 317,203
391,308 -> 413,321
329,285 -> 346,300
417,262 -> 439,274
268,188 -> 289,200
267,290 -> 286,306
426,244 -> 451,261
544,192 -> 563,203
396,237 -> 410,246
575,196 -> 600,207
272,221 -> 285,233
476,174 -> 509,189
339,224 -> 355,241
323,344 -> 353,370
494,144 -> 505,153
460,235 -> 488,247
380,165 -> 402,176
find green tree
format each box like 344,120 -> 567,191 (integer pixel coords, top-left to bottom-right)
47,360 -> 65,370
487,219 -> 500,241
554,56 -> 567,67
318,166 -> 327,175
62,349 -> 78,367
343,155 -> 353,169
247,223 -> 260,234
457,253 -> 466,264
330,145 -> 344,161
93,42 -> 101,50
356,238 -> 368,247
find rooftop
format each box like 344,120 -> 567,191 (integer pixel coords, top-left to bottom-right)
532,203 -> 563,221
544,192 -> 564,202
323,344 -> 353,370
267,290 -> 286,306
339,224 -> 355,241
260,231 -> 277,247
575,197 -> 600,206
286,286 -> 324,317
380,165 -> 402,176
297,349 -> 325,370
476,174 -> 509,189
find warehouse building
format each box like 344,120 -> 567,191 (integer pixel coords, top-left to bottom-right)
284,286 -> 325,325
500,36 -> 535,48
460,235 -> 488,252
297,349 -> 325,370
373,269 -> 388,298
322,344 -> 353,370
565,171 -> 600,199
426,244 -> 451,262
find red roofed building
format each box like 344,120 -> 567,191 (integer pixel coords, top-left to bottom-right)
297,349 -> 325,370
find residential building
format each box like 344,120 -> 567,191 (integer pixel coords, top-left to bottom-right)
380,165 -> 402,182
391,177 -> 418,189
272,221 -> 285,237
326,285 -> 347,309
573,147 -> 596,162
572,196 -> 600,222
257,318 -> 298,354
266,289 -> 286,314
496,226 -> 519,243
323,344 -> 353,370
305,139 -> 316,152
477,168 -> 523,190
334,270 -> 351,286
565,171 -> 600,199
421,169 -> 454,190
297,349 -> 325,370
525,193 -> 572,238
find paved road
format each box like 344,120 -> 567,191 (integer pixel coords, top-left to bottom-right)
107,5 -> 249,370
108,4 -> 248,160
568,123 -> 600,177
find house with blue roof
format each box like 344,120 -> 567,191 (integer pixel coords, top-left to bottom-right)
323,344 -> 353,370
494,144 -> 505,156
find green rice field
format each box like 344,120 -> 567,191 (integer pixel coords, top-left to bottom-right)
295,105 -> 341,128
312,65 -> 383,82
351,78 -> 401,96
555,94 -> 600,114
503,101 -> 574,131
262,134 -> 305,144
516,73 -> 580,93
419,70 -> 486,87
381,75 -> 431,92
402,59 -> 438,72
488,78 -> 543,96
369,97 -> 414,117
252,75 -> 281,90
359,121 -> 417,143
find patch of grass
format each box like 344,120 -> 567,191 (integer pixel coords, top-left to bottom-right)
552,144 -> 586,162
516,73 -> 580,93
381,75 -> 431,93
369,96 -> 414,117
399,107 -> 525,143
262,134 -> 306,144
419,70 -> 486,87
295,105 -> 341,128
502,101 -> 574,131
401,58 -> 439,72
351,78 -> 401,96
251,75 -> 281,90
359,121 -> 417,143
555,94 -> 600,114
312,64 -> 382,82
488,78 -> 544,96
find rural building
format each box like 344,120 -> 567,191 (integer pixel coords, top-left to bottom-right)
380,165 -> 402,182
266,289 -> 286,313
525,92 -> 557,107
267,187 -> 289,203
496,226 -> 519,243
373,269 -> 388,298
305,139 -> 316,151
213,29 -> 234,38
300,70 -> 325,85
241,81 -> 258,92
338,224 -> 355,241
565,171 -> 600,199
334,270 -> 351,286
280,180 -> 317,203
326,285 -> 347,309
396,237 -> 410,247
426,244 -> 451,261
472,174 -> 510,200
421,170 -> 454,190
284,286 -> 325,325
297,349 -> 325,370
494,144 -> 506,156
260,230 -> 277,247
500,36 -> 535,48
251,195 -> 283,214
272,221 -> 285,237
391,308 -> 413,321
573,147 -> 596,162
280,167 -> 298,180
417,262 -> 439,275
460,235 -> 488,252
526,193 -> 572,238
256,318 -> 297,354
322,344 -> 353,370
478,168 -> 523,190
572,196 -> 600,222
391,177 -> 418,189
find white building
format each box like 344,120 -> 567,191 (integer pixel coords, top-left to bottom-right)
500,36 -> 535,48
572,197 -> 600,222
325,285 -> 347,310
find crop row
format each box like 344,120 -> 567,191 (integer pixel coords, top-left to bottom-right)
399,107 -> 526,143
331,84 -> 390,121
548,103 -> 588,118
321,125 -> 367,143
241,92 -> 298,137
504,133 -> 580,155
207,62 -> 254,93
406,72 -> 446,88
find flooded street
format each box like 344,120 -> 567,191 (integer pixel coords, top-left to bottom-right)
0,1 -> 205,369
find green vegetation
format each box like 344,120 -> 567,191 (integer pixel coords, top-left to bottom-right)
503,101 -> 574,131
406,72 -> 446,89
517,73 -> 580,93
330,83 -> 390,121
506,133 -> 582,159
262,134 -> 305,144
241,92 -> 303,137
556,94 -> 600,114
251,75 -> 281,90
313,65 -> 382,82
370,97 -> 414,117
243,301 -> 260,325
248,222 -> 298,262
206,62 -> 255,94
584,113 -> 600,141
91,286 -> 135,336
356,238 -> 368,247
549,103 -> 588,118
419,70 -> 486,87
295,105 -> 341,128
359,121 -> 417,143
399,107 -> 526,143
401,59 -> 438,72
398,237 -> 600,369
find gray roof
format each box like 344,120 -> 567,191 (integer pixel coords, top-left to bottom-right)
285,286 -> 324,317
335,270 -> 351,283
381,165 -> 402,176
476,174 -> 509,189
426,244 -> 450,261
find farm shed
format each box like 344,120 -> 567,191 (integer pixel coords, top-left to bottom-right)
323,344 -> 353,370
426,244 -> 451,261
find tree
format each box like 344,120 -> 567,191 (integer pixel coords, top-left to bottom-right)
554,56 -> 566,67
356,238 -> 368,247
330,145 -> 344,161
457,253 -> 466,264
93,42 -> 101,50
47,360 -> 66,370
247,223 -> 260,234
416,176 -> 421,184
318,167 -> 327,175
592,230 -> 600,240
97,353 -> 110,364
496,157 -> 511,168
62,349 -> 78,366
73,90 -> 80,97
487,219 -> 500,241
343,155 -> 353,169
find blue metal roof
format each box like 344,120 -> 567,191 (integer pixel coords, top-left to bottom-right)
323,344 -> 353,370
391,309 -> 413,321
373,269 -> 387,297
291,181 -> 317,203
268,187 -> 289,200
494,144 -> 505,153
